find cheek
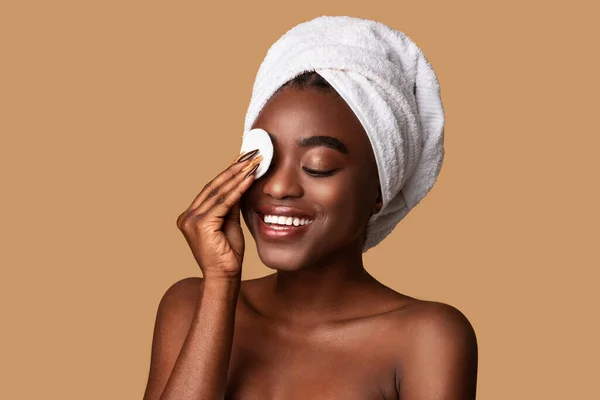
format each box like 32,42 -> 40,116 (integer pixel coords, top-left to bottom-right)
311,181 -> 343,204
310,178 -> 368,224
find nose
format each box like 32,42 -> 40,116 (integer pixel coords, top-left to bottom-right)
261,158 -> 304,200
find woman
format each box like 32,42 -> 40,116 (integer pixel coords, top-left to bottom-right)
143,16 -> 478,400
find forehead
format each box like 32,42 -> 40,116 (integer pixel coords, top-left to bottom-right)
251,88 -> 373,153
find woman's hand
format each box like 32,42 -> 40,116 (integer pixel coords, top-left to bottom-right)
176,151 -> 262,280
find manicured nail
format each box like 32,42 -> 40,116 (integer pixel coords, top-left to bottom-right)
244,163 -> 259,178
241,155 -> 263,172
234,149 -> 259,163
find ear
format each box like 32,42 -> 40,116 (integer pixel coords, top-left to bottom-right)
373,186 -> 383,215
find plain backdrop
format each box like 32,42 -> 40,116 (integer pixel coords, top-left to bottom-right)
1,1 -> 598,399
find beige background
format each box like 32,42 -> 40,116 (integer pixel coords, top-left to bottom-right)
1,1 -> 598,398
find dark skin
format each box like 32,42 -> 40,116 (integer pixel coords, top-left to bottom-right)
143,87 -> 478,400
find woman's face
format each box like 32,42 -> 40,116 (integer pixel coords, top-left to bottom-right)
241,86 -> 382,270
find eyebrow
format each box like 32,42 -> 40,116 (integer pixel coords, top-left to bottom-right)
267,133 -> 349,154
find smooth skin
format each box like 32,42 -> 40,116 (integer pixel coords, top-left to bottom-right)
143,87 -> 478,400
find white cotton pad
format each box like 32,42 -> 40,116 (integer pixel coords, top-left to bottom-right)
239,128 -> 274,179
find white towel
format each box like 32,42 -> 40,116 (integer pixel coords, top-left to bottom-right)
244,15 -> 445,252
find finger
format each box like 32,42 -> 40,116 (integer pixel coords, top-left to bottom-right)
213,163 -> 258,220
226,198 -> 241,225
187,154 -> 256,211
200,162 -> 259,231
223,161 -> 257,226
196,155 -> 262,215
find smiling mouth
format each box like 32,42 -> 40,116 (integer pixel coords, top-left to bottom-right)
258,213 -> 314,227
255,212 -> 313,237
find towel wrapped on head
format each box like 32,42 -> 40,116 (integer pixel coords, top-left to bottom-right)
244,15 -> 445,252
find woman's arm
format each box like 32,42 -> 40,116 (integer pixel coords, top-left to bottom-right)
143,153 -> 263,400
397,303 -> 479,400
142,276 -> 240,400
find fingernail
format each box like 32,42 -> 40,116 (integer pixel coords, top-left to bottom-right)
244,163 -> 259,178
241,155 -> 263,172
234,149 -> 259,163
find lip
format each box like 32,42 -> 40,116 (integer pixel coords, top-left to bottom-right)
255,204 -> 315,220
255,211 -> 313,240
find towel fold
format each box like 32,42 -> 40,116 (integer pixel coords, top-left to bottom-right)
244,15 -> 445,252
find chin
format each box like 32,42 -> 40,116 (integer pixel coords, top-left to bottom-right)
255,244 -> 313,271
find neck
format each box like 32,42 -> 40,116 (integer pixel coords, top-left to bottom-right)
265,243 -> 379,325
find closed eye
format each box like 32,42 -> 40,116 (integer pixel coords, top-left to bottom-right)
303,167 -> 337,177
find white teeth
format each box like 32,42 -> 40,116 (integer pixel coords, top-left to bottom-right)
262,214 -> 313,226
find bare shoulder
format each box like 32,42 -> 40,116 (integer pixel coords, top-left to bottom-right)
156,277 -> 204,328
159,276 -> 260,315
390,299 -> 478,350
405,300 -> 476,333
161,277 -> 203,307
142,277 -> 204,400
380,299 -> 479,398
